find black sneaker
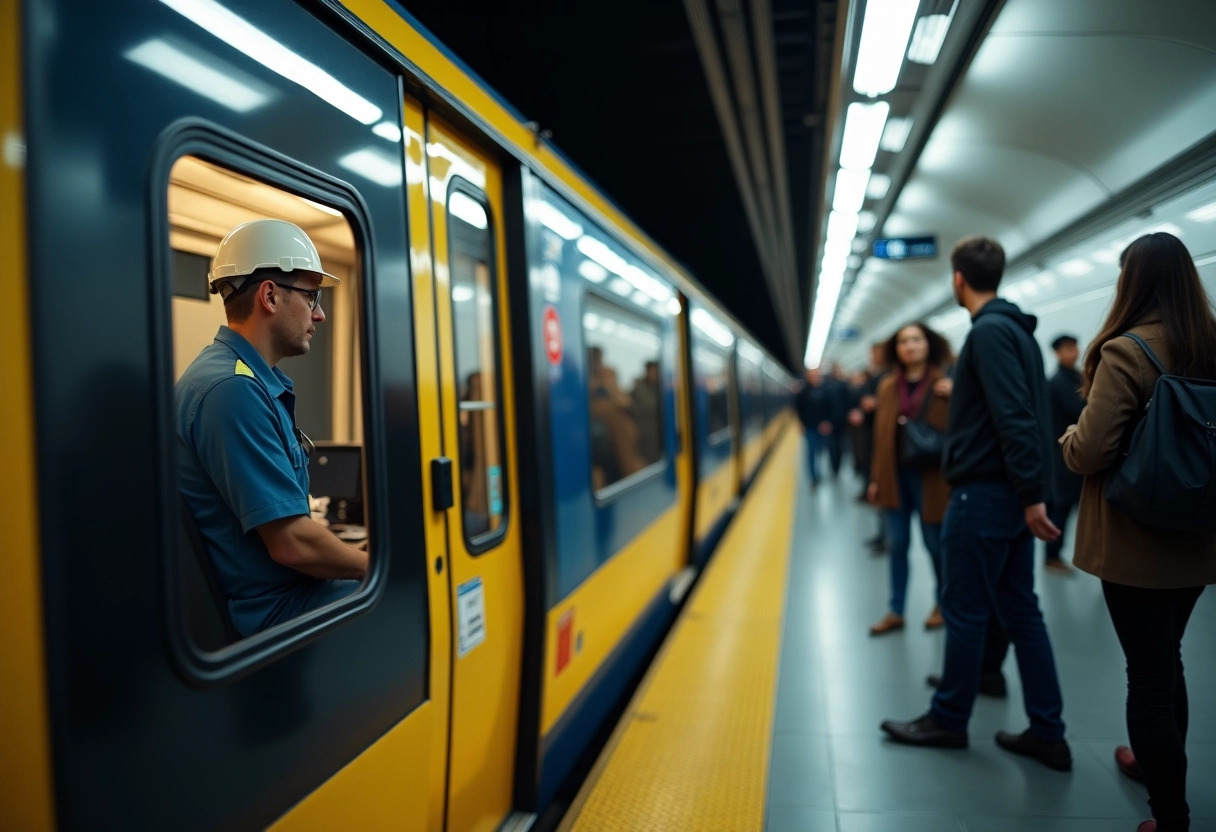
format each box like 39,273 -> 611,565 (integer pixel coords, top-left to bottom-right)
880,713 -> 968,749
995,729 -> 1072,771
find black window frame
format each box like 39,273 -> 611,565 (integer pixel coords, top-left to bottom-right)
152,125 -> 389,687
444,176 -> 511,556
581,287 -> 670,505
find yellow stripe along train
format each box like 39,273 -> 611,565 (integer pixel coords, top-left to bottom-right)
0,1 -> 797,829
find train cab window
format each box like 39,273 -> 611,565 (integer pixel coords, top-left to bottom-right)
446,185 -> 507,547
691,307 -> 734,446
167,154 -> 371,655
583,293 -> 665,494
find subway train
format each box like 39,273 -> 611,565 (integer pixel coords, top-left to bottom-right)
1,1 -> 799,830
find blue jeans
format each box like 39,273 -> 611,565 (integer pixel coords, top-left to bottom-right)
930,482 -> 1066,742
886,467 -> 942,616
805,431 -> 823,484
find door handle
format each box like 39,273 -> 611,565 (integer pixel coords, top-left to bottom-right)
432,457 -> 454,512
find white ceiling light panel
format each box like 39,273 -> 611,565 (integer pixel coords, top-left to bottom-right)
839,102 -> 890,170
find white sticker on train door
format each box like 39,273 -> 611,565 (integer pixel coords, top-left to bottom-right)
457,576 -> 487,657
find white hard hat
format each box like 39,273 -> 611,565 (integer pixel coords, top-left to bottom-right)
207,219 -> 340,294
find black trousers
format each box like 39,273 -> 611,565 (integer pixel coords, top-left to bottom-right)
1103,580 -> 1205,831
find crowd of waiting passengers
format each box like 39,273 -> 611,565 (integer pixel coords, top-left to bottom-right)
795,233 -> 1215,832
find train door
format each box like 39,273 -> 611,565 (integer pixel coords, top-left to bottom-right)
407,100 -> 526,832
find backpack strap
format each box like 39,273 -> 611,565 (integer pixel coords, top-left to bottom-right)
1121,333 -> 1169,376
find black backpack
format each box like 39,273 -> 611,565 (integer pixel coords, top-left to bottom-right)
1104,333 -> 1216,531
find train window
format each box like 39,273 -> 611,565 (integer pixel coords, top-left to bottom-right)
167,154 -> 372,659
691,307 -> 734,445
583,292 -> 665,495
446,183 -> 508,548
737,340 -> 765,439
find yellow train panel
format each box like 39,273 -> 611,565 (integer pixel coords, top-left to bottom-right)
0,2 -> 56,829
541,505 -> 686,736
269,709 -> 438,832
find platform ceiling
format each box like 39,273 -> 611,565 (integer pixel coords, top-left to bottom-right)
399,0 -> 842,368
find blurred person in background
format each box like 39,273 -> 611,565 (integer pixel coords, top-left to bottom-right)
1045,334 -> 1084,575
797,367 -> 835,489
1061,232 -> 1216,832
866,323 -> 954,635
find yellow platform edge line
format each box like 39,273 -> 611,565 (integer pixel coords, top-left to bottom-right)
560,427 -> 800,832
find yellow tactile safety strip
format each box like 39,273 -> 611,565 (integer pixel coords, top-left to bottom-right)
560,426 -> 799,832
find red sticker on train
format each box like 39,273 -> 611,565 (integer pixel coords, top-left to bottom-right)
543,305 -> 562,365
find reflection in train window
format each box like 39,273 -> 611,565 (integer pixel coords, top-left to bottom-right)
169,155 -> 369,653
691,307 -> 735,445
737,339 -> 765,439
447,186 -> 507,546
583,293 -> 665,494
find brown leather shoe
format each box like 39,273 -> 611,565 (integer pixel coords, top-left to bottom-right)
869,612 -> 905,636
924,606 -> 944,630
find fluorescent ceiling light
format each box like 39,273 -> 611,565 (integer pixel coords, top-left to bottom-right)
578,259 -> 608,283
452,285 -> 475,302
1035,272 -> 1055,287
372,122 -> 402,142
852,238 -> 868,253
449,191 -> 488,229
625,265 -> 672,302
300,197 -> 342,217
852,0 -> 921,97
1146,222 -> 1183,237
1091,246 -> 1121,264
538,201 -> 584,240
1186,201 -> 1216,222
857,210 -> 877,233
866,173 -> 891,201
839,102 -> 890,170
1058,259 -> 1092,276
583,312 -> 600,330
826,210 -> 861,244
833,169 -> 871,213
848,255 -> 862,269
338,148 -> 402,187
125,38 -> 269,113
906,13 -> 951,65
1194,253 -> 1216,268
160,0 -> 382,124
880,117 -> 912,152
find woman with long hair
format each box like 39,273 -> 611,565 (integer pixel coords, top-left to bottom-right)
1061,232 -> 1216,832
867,322 -> 954,635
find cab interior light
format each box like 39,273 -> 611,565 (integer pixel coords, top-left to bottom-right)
839,102 -> 890,170
852,0 -> 921,97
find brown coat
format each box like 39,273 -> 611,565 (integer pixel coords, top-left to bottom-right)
870,369 -> 951,523
1060,321 -> 1216,588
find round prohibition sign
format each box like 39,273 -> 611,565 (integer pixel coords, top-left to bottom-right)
543,305 -> 563,365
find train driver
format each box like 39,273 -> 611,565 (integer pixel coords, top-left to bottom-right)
176,219 -> 367,638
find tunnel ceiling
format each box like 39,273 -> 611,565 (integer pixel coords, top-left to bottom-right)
396,0 -> 842,369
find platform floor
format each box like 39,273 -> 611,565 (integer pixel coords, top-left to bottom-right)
769,453 -> 1216,832
558,433 -> 1215,831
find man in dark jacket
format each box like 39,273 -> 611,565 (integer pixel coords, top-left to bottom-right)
1045,335 -> 1084,574
881,236 -> 1071,772
796,368 -> 834,488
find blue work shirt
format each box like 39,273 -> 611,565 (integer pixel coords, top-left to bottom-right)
176,326 -> 358,637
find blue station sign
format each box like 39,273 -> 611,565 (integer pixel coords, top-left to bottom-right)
872,236 -> 937,260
